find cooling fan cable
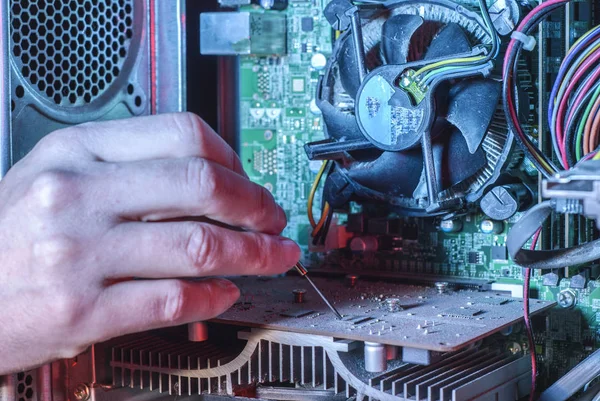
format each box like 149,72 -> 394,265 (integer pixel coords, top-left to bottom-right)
412,0 -> 500,85
308,160 -> 335,245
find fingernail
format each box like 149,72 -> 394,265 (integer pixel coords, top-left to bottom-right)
214,279 -> 239,295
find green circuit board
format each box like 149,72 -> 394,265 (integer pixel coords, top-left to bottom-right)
238,0 -> 331,255
236,0 -> 600,389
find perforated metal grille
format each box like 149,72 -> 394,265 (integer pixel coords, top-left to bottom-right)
10,0 -> 134,106
16,371 -> 34,401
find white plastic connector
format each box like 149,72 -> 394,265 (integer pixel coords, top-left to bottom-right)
511,31 -> 537,51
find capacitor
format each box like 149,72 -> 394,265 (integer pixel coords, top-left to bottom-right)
440,219 -> 463,233
480,219 -> 504,234
188,322 -> 208,342
386,345 -> 399,361
349,236 -> 379,252
311,53 -> 328,70
480,184 -> 533,220
309,99 -> 322,115
254,0 -> 288,10
364,342 -> 387,372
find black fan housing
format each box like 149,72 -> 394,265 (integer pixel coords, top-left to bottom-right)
306,0 -> 514,216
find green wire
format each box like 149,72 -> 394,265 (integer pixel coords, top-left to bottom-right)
575,84 -> 600,161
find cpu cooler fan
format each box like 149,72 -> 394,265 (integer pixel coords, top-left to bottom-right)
306,0 -> 515,215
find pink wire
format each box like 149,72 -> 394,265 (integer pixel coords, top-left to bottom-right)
525,228 -> 542,401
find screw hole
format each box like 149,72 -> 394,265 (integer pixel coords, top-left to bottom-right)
134,95 -> 141,107
15,85 -> 25,98
127,83 -> 134,95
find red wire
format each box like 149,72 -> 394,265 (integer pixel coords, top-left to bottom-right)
525,228 -> 542,401
502,0 -> 569,168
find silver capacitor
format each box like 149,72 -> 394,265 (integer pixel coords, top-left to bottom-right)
364,342 -> 387,372
350,236 -> 379,252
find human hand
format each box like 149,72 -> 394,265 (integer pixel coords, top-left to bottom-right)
0,113 -> 300,374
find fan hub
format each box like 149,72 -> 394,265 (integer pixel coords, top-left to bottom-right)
356,73 -> 432,152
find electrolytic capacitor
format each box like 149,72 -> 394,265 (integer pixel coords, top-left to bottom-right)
255,0 -> 288,10
364,342 -> 387,372
440,219 -> 463,233
480,184 -> 533,220
480,219 -> 504,235
349,236 -> 379,252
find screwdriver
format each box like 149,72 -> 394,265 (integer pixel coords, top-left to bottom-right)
294,261 -> 343,319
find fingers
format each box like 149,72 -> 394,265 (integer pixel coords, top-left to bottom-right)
63,113 -> 246,176
94,278 -> 240,340
102,221 -> 300,279
99,157 -> 284,233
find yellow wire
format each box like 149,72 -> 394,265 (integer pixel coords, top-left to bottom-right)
307,161 -> 328,228
593,152 -> 600,160
414,55 -> 486,77
311,203 -> 330,237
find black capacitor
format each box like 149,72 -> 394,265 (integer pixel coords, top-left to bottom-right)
480,184 -> 533,221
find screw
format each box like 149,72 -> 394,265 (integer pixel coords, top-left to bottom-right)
435,282 -> 449,294
385,297 -> 402,313
293,289 -> 307,303
557,289 -> 577,308
73,383 -> 90,401
264,130 -> 274,140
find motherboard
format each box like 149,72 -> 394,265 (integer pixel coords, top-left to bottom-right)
230,0 -> 600,391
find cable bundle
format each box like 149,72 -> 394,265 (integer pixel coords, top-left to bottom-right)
549,25 -> 600,168
502,0 -> 570,178
308,161 -> 334,245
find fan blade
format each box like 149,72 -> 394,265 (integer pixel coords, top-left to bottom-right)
381,14 -> 424,65
413,126 -> 486,198
446,78 -> 501,154
348,150 -> 423,197
338,36 -> 362,99
424,22 -> 471,60
319,99 -> 365,141
440,127 -> 487,188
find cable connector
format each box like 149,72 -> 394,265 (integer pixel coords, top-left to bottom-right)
552,198 -> 584,215
542,160 -> 600,228
511,31 -> 536,51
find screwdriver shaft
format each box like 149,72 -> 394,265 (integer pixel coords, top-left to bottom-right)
294,262 -> 342,319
